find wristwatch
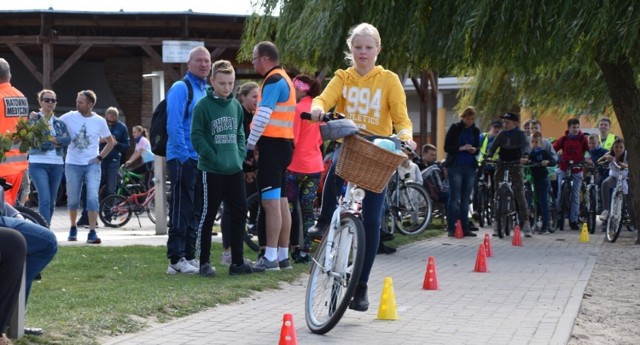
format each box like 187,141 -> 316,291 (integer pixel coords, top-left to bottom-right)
96,155 -> 103,161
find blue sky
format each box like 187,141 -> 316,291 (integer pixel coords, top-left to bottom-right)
1,0 -> 255,15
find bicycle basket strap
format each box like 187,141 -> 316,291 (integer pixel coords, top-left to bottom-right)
319,119 -> 359,141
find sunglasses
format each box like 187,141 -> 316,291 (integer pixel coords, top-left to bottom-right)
42,98 -> 57,103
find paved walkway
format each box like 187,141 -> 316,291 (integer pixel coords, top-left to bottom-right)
48,203 -> 599,345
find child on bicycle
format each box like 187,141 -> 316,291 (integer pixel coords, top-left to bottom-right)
190,60 -> 265,276
597,138 -> 637,231
552,118 -> 589,230
527,132 -> 556,234
485,112 -> 532,237
586,134 -> 609,188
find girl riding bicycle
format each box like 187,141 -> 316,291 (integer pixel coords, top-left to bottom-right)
598,138 -> 637,231
308,22 -> 414,312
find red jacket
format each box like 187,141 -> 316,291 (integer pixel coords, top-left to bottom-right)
553,130 -> 589,172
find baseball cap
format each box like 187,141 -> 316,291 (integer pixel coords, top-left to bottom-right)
500,112 -> 520,122
490,120 -> 503,128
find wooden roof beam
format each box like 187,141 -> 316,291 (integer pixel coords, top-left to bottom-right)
7,43 -> 42,84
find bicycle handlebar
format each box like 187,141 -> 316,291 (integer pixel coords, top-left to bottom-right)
300,111 -> 345,122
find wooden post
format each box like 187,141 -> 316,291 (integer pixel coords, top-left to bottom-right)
143,71 -> 167,235
437,92 -> 446,161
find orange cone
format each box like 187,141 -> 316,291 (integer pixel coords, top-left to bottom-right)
454,219 -> 464,238
512,224 -> 523,246
278,313 -> 298,345
474,243 -> 488,272
484,233 -> 494,257
422,256 -> 439,290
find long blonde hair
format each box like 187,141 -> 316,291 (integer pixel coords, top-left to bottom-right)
344,23 -> 381,66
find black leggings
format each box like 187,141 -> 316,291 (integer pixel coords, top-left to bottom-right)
0,227 -> 26,333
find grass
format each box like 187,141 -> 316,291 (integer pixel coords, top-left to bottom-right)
16,222 -> 444,345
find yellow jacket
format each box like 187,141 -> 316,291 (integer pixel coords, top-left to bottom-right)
312,66 -> 413,141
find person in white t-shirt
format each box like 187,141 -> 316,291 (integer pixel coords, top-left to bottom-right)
59,90 -> 115,244
125,125 -> 155,187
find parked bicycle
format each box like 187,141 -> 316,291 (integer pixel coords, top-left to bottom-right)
475,164 -> 494,227
582,163 -> 603,235
523,162 -> 558,233
301,112 -> 405,334
1,177 -> 48,227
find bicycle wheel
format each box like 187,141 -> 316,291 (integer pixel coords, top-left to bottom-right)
99,194 -> 132,227
606,192 -> 624,243
587,188 -> 597,234
305,213 -> 365,334
477,188 -> 486,227
14,206 -> 48,227
558,182 -> 571,230
244,193 -> 260,252
394,182 -> 432,236
147,194 -> 169,225
548,193 -> 559,232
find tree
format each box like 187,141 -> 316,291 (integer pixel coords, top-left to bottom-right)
242,0 -> 640,242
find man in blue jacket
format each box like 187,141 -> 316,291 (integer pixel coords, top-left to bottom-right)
166,46 -> 211,275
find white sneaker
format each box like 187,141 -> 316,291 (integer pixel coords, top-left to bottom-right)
186,259 -> 199,269
167,257 -> 198,275
599,210 -> 609,221
221,252 -> 232,267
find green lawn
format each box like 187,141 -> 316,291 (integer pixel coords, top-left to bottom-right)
17,224 -> 443,345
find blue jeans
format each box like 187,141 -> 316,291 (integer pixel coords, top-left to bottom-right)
65,163 -> 101,211
0,216 -> 58,302
447,164 -> 477,233
556,170 -> 583,222
100,157 -> 120,199
534,179 -> 551,229
28,162 -> 64,225
317,146 -> 385,284
166,158 -> 200,262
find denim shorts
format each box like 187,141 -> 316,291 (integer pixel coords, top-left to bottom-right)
65,163 -> 101,211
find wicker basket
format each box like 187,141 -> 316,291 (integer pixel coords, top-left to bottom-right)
336,135 -> 406,193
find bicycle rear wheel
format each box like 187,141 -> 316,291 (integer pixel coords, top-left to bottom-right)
477,187 -> 486,228
558,182 -> 571,230
147,194 -> 169,225
99,194 -> 132,227
14,206 -> 48,227
586,188 -> 597,234
305,213 -> 365,334
606,192 -> 623,243
394,182 -> 432,235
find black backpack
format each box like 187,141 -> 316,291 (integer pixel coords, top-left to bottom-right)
149,78 -> 193,156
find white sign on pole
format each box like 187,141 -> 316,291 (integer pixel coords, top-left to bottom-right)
162,41 -> 205,63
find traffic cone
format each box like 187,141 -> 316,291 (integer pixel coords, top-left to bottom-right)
484,233 -> 494,257
454,219 -> 464,238
278,313 -> 298,345
377,277 -> 399,320
474,243 -> 488,272
580,223 -> 590,243
422,256 -> 439,290
512,224 -> 523,246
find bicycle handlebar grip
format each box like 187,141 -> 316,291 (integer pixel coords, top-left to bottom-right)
301,112 -> 312,120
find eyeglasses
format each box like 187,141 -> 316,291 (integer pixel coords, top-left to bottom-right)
42,98 -> 57,103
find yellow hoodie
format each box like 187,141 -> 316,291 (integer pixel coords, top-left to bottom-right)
312,66 -> 413,141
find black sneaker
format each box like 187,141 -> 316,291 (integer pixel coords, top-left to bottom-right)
307,221 -> 329,240
229,262 -> 265,276
569,221 -> 580,230
77,217 -> 89,228
463,232 -> 478,237
199,263 -> 216,278
349,283 -> 369,312
292,250 -> 311,264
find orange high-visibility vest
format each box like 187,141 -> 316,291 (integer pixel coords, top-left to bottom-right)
0,82 -> 29,205
256,68 -> 296,139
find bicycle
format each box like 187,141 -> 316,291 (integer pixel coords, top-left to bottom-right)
382,148 -> 432,236
1,177 -> 48,227
582,164 -> 603,235
302,112 -> 405,334
98,184 -> 168,227
556,161 -> 587,230
485,160 -> 521,239
605,161 -> 632,242
475,164 -> 494,228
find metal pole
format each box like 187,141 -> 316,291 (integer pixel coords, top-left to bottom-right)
143,71 -> 167,235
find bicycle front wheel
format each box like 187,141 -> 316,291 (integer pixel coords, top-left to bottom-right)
477,188 -> 486,228
99,194 -> 132,227
587,188 -> 597,234
394,182 -> 432,235
606,192 -> 623,243
305,213 -> 365,334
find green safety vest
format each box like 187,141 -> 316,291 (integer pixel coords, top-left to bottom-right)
601,133 -> 616,151
478,133 -> 499,165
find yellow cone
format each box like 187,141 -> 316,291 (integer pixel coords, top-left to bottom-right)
580,223 -> 590,243
377,276 -> 398,320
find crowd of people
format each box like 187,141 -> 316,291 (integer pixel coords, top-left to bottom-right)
0,20 -> 634,343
